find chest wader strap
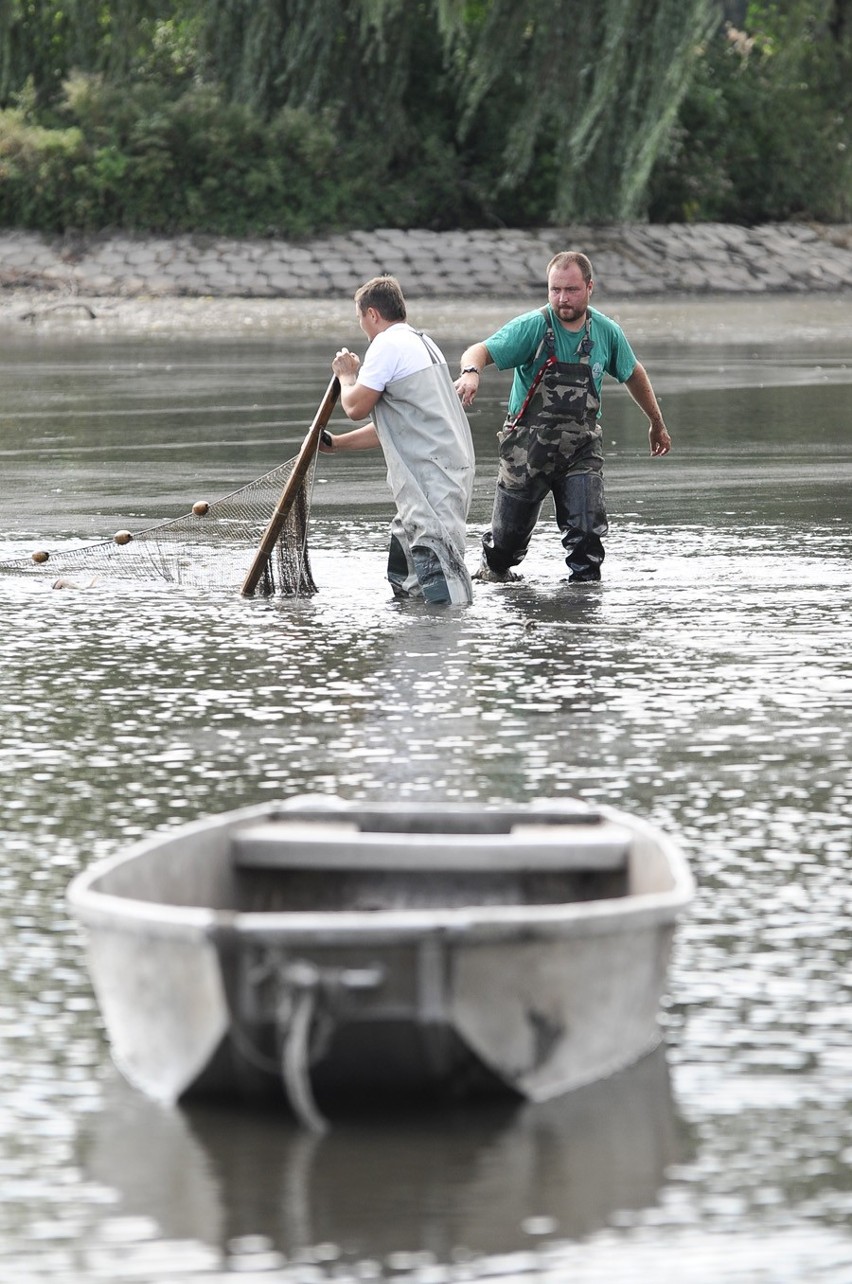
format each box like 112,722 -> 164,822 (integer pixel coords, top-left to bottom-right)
506,310 -> 593,432
511,354 -> 556,427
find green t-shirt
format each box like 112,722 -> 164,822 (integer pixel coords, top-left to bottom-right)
484,304 -> 637,417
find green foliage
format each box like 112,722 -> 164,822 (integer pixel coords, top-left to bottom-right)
648,1 -> 852,221
0,75 -> 356,235
0,0 -> 849,234
0,109 -> 90,229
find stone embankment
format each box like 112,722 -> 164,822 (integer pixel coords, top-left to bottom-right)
2,222 -> 852,303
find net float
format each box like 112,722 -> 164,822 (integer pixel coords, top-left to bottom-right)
2,377 -> 337,596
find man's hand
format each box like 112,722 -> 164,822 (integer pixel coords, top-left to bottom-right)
332,347 -> 361,381
649,422 -> 672,456
454,343 -> 491,407
332,347 -> 380,421
454,371 -> 480,407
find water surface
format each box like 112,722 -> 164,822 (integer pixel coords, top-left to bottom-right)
0,297 -> 851,1281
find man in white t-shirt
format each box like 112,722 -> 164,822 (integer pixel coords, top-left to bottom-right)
321,276 -> 475,605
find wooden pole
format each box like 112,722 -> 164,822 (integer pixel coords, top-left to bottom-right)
241,376 -> 340,597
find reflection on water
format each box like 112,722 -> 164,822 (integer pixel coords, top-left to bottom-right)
1,300 -> 851,1281
72,1047 -> 682,1278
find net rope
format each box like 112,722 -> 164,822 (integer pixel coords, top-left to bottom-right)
0,450 -> 319,596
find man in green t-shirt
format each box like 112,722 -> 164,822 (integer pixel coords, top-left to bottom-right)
455,251 -> 671,583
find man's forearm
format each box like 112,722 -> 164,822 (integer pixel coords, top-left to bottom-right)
457,342 -> 492,374
325,423 -> 380,451
625,363 -> 665,426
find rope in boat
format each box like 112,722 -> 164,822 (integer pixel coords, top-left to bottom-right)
279,962 -> 329,1133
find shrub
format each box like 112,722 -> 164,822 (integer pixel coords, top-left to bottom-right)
0,109 -> 91,229
0,74 -> 359,236
648,14 -> 852,223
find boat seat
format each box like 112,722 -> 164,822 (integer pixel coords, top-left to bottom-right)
229,819 -> 632,873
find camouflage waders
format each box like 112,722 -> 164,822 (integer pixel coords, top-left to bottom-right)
483,314 -> 609,582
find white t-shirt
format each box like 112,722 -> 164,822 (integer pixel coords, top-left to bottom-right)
358,323 -> 447,392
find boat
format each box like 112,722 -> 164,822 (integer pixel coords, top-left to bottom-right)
67,797 -> 694,1129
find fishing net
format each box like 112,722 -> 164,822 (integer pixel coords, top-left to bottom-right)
0,453 -> 317,595
0,378 -> 339,597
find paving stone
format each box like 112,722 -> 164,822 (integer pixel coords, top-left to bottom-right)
263,270 -> 303,291
117,276 -> 148,295
3,223 -> 852,299
1,246 -> 49,269
201,273 -> 244,294
172,274 -> 215,293
133,276 -> 176,296
124,245 -> 162,267
240,282 -> 277,298
83,273 -> 120,292
162,256 -> 200,275
282,260 -> 328,281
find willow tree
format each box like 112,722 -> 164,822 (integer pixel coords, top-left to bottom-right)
193,0 -> 716,221
0,1 -> 194,105
1,0 -> 721,227
446,0 -> 718,221
189,0 -> 470,225
649,0 -> 852,222
0,0 -> 72,106
194,0 -> 448,120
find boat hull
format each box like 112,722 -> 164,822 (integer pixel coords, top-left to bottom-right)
67,799 -> 693,1119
